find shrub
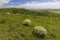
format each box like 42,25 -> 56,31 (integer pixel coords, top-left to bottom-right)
50,32 -> 56,38
0,19 -> 5,24
33,26 -> 47,38
23,19 -> 31,26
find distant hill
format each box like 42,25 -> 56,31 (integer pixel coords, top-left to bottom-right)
0,8 -> 60,17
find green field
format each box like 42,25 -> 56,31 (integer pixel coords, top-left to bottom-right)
49,10 -> 60,14
0,8 -> 60,40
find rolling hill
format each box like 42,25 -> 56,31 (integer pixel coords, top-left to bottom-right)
0,8 -> 60,40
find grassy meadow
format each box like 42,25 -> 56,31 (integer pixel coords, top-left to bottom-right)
0,8 -> 60,40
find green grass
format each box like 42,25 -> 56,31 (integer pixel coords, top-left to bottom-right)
48,10 -> 60,14
0,8 -> 60,40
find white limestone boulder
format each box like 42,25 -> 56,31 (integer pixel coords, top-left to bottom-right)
6,12 -> 11,15
23,19 -> 31,26
33,26 -> 48,38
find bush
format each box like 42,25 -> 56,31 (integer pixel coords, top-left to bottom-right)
50,32 -> 56,38
33,26 -> 47,38
0,19 -> 5,24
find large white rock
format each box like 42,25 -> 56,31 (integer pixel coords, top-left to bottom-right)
6,12 -> 11,15
23,19 -> 31,26
34,26 -> 47,35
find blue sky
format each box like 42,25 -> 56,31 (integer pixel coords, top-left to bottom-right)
0,0 -> 60,9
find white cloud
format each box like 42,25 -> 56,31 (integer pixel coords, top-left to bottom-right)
18,1 -> 60,9
0,0 -> 11,6
2,1 -> 60,9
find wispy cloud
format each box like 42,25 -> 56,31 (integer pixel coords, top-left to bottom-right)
1,0 -> 60,9
0,0 -> 11,6
13,1 -> 60,9
53,0 -> 59,1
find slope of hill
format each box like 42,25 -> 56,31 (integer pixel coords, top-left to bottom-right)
0,8 -> 60,40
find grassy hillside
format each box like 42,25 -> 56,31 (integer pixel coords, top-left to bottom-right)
0,8 -> 60,40
48,10 -> 60,14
